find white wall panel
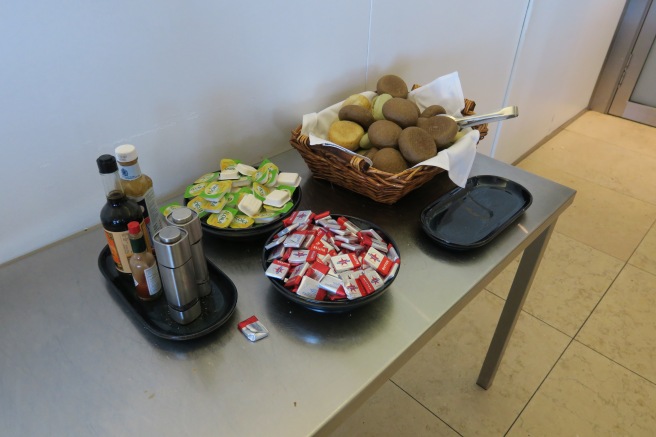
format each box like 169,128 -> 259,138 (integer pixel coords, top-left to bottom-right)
367,0 -> 530,157
493,0 -> 626,163
0,1 -> 370,265
0,0 -> 627,265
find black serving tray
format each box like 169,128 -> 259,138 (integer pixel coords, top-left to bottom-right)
98,246 -> 238,340
261,215 -> 400,313
421,175 -> 532,250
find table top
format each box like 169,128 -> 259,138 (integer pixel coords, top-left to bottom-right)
0,150 -> 575,436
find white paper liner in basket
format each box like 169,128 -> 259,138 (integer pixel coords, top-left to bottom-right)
300,71 -> 477,187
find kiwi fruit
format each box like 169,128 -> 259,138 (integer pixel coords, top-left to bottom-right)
420,105 -> 446,117
359,147 -> 379,159
376,74 -> 408,98
359,133 -> 371,149
372,148 -> 408,174
371,93 -> 393,120
327,120 -> 365,151
368,120 -> 402,149
339,105 -> 375,130
382,98 -> 420,128
417,116 -> 458,148
398,127 -> 437,165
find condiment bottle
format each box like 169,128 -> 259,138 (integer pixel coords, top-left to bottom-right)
96,154 -> 147,274
114,144 -> 164,250
128,221 -> 162,300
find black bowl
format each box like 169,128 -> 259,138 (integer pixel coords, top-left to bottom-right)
261,214 -> 400,313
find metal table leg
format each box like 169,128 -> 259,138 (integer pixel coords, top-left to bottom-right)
476,223 -> 556,389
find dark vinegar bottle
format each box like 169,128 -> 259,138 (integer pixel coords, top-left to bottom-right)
97,154 -> 147,274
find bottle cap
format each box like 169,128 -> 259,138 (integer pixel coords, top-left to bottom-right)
114,144 -> 138,162
127,221 -> 141,235
96,155 -> 118,174
170,208 -> 194,224
158,227 -> 182,244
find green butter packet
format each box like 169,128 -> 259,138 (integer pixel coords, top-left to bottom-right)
275,184 -> 296,195
263,201 -> 294,214
252,182 -> 272,201
194,172 -> 219,184
200,180 -> 233,201
160,201 -> 182,217
224,192 -> 238,208
185,182 -> 207,198
253,211 -> 280,224
206,207 -> 238,228
185,196 -> 208,218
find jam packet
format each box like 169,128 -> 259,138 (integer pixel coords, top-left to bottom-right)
238,316 -> 269,342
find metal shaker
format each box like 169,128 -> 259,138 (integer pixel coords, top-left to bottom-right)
152,226 -> 201,325
166,207 -> 211,297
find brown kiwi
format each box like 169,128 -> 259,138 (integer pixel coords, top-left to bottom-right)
417,116 -> 458,148
368,120 -> 402,148
360,147 -> 379,160
372,148 -> 408,174
398,127 -> 437,165
338,104 -> 375,130
420,105 -> 446,117
382,98 -> 420,128
376,74 -> 408,98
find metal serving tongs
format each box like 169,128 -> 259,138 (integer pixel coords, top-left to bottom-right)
440,105 -> 519,129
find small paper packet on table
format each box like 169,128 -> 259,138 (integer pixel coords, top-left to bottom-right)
238,315 -> 269,342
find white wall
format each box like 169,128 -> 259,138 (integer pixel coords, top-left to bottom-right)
493,0 -> 627,163
0,1 -> 624,265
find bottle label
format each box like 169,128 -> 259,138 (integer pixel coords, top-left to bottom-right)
130,187 -> 163,247
144,264 -> 162,295
118,163 -> 142,181
104,229 -> 132,273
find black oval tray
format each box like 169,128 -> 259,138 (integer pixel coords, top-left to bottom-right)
98,245 -> 238,340
261,215 -> 401,313
421,175 -> 532,250
183,186 -> 302,241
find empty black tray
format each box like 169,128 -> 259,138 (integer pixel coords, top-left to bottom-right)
98,246 -> 238,340
421,175 -> 532,250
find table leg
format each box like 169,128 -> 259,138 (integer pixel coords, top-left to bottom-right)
476,223 -> 556,389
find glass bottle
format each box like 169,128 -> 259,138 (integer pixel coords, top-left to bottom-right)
97,155 -> 147,274
115,144 -> 163,250
128,221 -> 162,300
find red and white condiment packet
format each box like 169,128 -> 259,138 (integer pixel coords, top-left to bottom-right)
319,274 -> 343,293
330,252 -> 361,273
339,272 -> 363,300
265,259 -> 290,280
297,276 -> 327,301
363,247 -> 394,276
238,316 -> 269,342
363,268 -> 385,290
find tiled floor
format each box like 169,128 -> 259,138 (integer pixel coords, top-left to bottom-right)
330,111 -> 656,436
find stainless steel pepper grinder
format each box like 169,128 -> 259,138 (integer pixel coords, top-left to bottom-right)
152,226 -> 201,325
166,207 -> 211,297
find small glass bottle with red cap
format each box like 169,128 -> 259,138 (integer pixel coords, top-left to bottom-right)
128,221 -> 162,301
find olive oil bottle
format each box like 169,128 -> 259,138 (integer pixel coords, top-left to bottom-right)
115,144 -> 164,249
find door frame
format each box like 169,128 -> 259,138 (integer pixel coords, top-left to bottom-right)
590,0 -> 654,115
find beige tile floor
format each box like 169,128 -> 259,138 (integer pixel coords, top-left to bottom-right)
330,111 -> 656,437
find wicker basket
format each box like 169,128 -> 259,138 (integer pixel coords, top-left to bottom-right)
290,97 -> 488,204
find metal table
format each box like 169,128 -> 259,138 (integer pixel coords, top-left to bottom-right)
0,150 -> 575,436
